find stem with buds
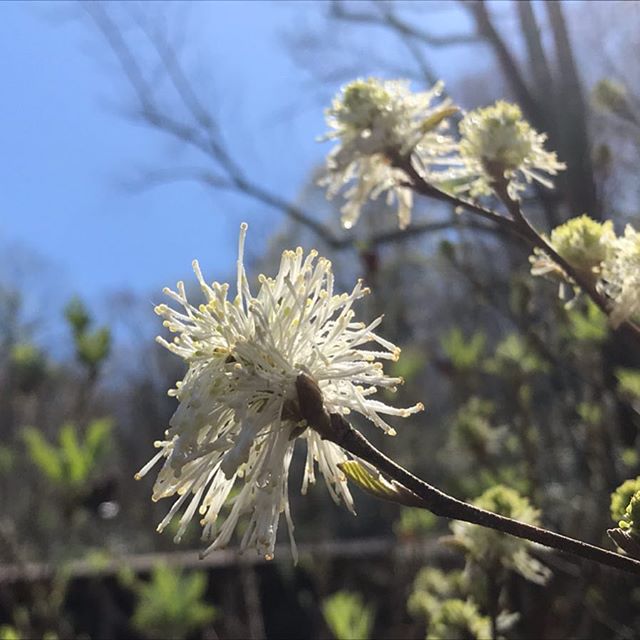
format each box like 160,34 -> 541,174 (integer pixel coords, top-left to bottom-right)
391,154 -> 640,344
296,373 -> 640,577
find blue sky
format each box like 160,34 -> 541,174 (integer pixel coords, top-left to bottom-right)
0,0 -> 484,335
0,2 -> 329,300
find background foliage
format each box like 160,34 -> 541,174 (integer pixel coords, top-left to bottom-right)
1,1 -> 640,638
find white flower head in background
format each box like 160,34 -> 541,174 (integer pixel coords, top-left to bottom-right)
530,215 -> 616,287
600,224 -> 640,327
321,78 -> 460,230
451,485 -> 551,585
137,224 -> 423,560
459,101 -> 565,200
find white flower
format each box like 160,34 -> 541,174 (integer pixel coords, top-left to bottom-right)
137,224 -> 423,560
459,101 -> 565,201
600,224 -> 640,327
321,78 -> 461,230
530,215 -> 616,287
451,485 -> 551,585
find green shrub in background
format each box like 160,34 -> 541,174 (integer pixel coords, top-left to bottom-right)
393,507 -> 438,540
322,591 -> 374,640
9,343 -> 47,393
127,564 -> 217,639
64,297 -> 111,374
22,418 -> 112,491
440,328 -> 486,372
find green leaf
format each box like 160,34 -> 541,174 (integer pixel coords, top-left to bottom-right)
84,418 -> 113,464
131,564 -> 217,639
420,105 -> 459,133
22,427 -> 63,483
339,461 -> 423,507
390,346 -> 424,383
564,299 -> 608,343
76,327 -> 111,368
484,333 -> 548,376
64,297 -> 91,336
441,328 -> 486,371
59,423 -> 87,487
322,591 -> 374,640
617,368 -> 640,399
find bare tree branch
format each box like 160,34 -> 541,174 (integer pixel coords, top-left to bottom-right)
297,373 -> 640,577
81,2 -> 525,257
330,0 -> 481,48
464,1 -> 540,119
83,2 -> 340,246
545,0 -> 599,217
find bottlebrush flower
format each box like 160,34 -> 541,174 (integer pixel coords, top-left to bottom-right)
459,101 -> 565,200
137,224 -> 423,560
321,78 -> 460,230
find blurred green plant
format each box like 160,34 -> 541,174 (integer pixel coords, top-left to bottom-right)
64,297 -> 91,336
426,599 -> 492,640
22,419 -> 112,491
64,297 -> 111,373
440,328 -> 486,372
576,401 -> 603,427
129,564 -> 217,639
484,333 -> 548,376
451,397 -> 502,455
592,78 -> 635,122
408,567 -> 466,622
0,627 -> 20,640
0,446 -> 14,475
408,566 -> 519,639
390,345 -> 426,383
322,591 -> 374,640
9,343 -> 47,393
563,299 -> 608,343
450,485 -> 551,586
616,368 -> 640,399
393,507 -> 438,540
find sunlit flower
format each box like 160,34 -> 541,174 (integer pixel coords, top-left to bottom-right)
451,485 -> 551,585
137,224 -> 423,560
530,215 -> 616,284
600,224 -> 640,327
321,78 -> 460,230
611,476 -> 640,525
459,101 -> 565,200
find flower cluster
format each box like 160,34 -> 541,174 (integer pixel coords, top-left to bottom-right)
529,217 -> 640,326
618,491 -> 640,537
451,485 -> 551,585
321,78 -> 460,230
611,476 -> 640,525
321,78 -> 567,231
530,215 -> 616,284
600,225 -> 640,327
608,477 -> 640,557
458,101 -> 565,200
137,224 -> 423,559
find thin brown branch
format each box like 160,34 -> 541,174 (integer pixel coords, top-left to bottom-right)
333,217 -> 503,249
296,372 -> 640,577
84,2 -> 341,247
331,1 -> 481,47
395,154 -> 640,345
